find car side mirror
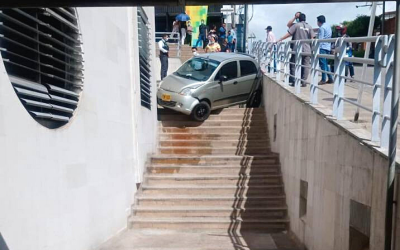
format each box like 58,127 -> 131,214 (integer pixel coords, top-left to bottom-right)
219,75 -> 228,83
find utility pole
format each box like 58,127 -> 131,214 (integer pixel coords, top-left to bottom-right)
243,4 -> 248,53
354,2 -> 378,121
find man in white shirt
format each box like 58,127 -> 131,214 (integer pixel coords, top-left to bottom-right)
265,26 -> 276,73
158,34 -> 169,80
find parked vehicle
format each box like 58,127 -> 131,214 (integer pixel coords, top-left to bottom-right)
157,53 -> 261,121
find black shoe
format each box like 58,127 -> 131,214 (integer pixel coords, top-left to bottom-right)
289,82 -> 295,87
326,79 -> 334,84
318,80 -> 327,85
301,83 -> 307,87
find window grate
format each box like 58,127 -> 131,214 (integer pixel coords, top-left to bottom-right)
0,8 -> 84,129
137,7 -> 151,110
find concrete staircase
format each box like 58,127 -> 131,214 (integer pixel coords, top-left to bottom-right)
156,44 -> 205,64
130,107 -> 289,233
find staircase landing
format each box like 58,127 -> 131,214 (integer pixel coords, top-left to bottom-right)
99,229 -> 299,250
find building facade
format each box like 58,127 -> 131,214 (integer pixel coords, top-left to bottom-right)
0,7 -> 158,250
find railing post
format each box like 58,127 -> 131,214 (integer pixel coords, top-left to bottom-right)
295,41 -> 302,94
381,35 -> 395,149
284,42 -> 290,86
332,38 -> 344,118
337,38 -> 346,120
267,42 -> 272,76
372,36 -> 386,142
276,43 -> 282,81
310,40 -> 319,104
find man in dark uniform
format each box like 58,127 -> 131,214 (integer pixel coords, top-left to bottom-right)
158,34 -> 169,80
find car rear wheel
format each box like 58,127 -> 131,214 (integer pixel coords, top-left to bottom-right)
191,101 -> 211,121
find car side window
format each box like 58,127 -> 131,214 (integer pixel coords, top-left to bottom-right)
240,60 -> 258,77
214,61 -> 238,81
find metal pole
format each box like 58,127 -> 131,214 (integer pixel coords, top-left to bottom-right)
354,2 -> 377,121
382,0 -> 386,35
243,4 -> 248,53
384,1 -> 400,249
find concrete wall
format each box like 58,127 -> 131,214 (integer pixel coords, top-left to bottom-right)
262,76 -> 399,250
0,7 -> 157,250
129,7 -> 158,183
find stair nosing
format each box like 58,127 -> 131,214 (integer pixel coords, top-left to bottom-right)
142,184 -> 283,189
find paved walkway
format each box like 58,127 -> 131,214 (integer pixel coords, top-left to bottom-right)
265,65 -> 400,150
98,229 -> 300,250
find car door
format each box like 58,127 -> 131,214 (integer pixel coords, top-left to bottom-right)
210,61 -> 239,108
237,60 -> 258,102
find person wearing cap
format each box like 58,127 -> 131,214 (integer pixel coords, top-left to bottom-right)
158,34 -> 169,80
277,13 -> 315,87
266,26 -> 277,73
317,15 -> 334,85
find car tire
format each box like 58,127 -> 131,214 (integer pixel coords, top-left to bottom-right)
191,101 -> 211,122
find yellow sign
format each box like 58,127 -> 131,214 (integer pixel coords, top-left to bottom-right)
185,6 -> 208,46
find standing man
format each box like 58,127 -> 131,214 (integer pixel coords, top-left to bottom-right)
265,26 -> 277,73
227,31 -> 234,52
230,28 -> 237,52
219,23 -> 227,45
158,34 -> 169,80
195,19 -> 208,49
317,15 -> 334,84
186,21 -> 193,46
277,13 -> 315,87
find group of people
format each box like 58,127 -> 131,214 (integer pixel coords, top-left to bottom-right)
172,20 -> 193,46
192,20 -> 237,54
158,20 -> 238,80
265,12 -> 355,87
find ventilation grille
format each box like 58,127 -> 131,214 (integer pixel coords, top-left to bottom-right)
137,7 -> 151,110
0,8 -> 84,129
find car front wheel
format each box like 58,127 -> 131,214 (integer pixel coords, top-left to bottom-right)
191,101 -> 211,121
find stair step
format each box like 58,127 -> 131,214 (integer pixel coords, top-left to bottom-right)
132,206 -> 288,218
159,140 -> 270,147
159,120 -> 267,128
141,184 -> 284,196
136,195 -> 286,207
160,126 -> 267,134
147,164 -> 281,175
158,114 -> 266,121
158,108 -> 265,116
145,174 -> 282,186
158,146 -> 271,155
159,133 -> 270,141
129,217 -> 289,232
151,155 -> 280,166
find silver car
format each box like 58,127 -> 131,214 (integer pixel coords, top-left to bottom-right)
157,53 -> 261,121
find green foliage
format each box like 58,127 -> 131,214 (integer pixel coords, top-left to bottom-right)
330,15 -> 381,38
346,15 -> 381,37
353,49 -> 365,58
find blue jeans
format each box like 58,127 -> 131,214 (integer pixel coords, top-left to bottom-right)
319,48 -> 333,82
268,45 -> 277,73
195,34 -> 206,49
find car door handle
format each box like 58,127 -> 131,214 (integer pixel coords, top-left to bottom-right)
233,81 -> 238,85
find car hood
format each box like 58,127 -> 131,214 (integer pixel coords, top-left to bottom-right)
159,74 -> 205,93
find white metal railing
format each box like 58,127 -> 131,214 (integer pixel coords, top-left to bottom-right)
251,35 -> 396,149
155,32 -> 181,57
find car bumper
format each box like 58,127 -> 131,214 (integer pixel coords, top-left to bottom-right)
157,89 -> 199,115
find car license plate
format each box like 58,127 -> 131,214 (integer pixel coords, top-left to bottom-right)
162,94 -> 171,102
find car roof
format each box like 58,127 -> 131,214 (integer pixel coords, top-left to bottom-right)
196,53 -> 256,63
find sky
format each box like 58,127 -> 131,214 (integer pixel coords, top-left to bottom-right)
248,1 -> 397,42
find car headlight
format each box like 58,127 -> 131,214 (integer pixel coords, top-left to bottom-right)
179,88 -> 193,96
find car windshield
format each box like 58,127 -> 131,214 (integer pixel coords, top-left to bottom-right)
174,58 -> 220,81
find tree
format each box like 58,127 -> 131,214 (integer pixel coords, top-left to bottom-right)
346,15 -> 381,37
